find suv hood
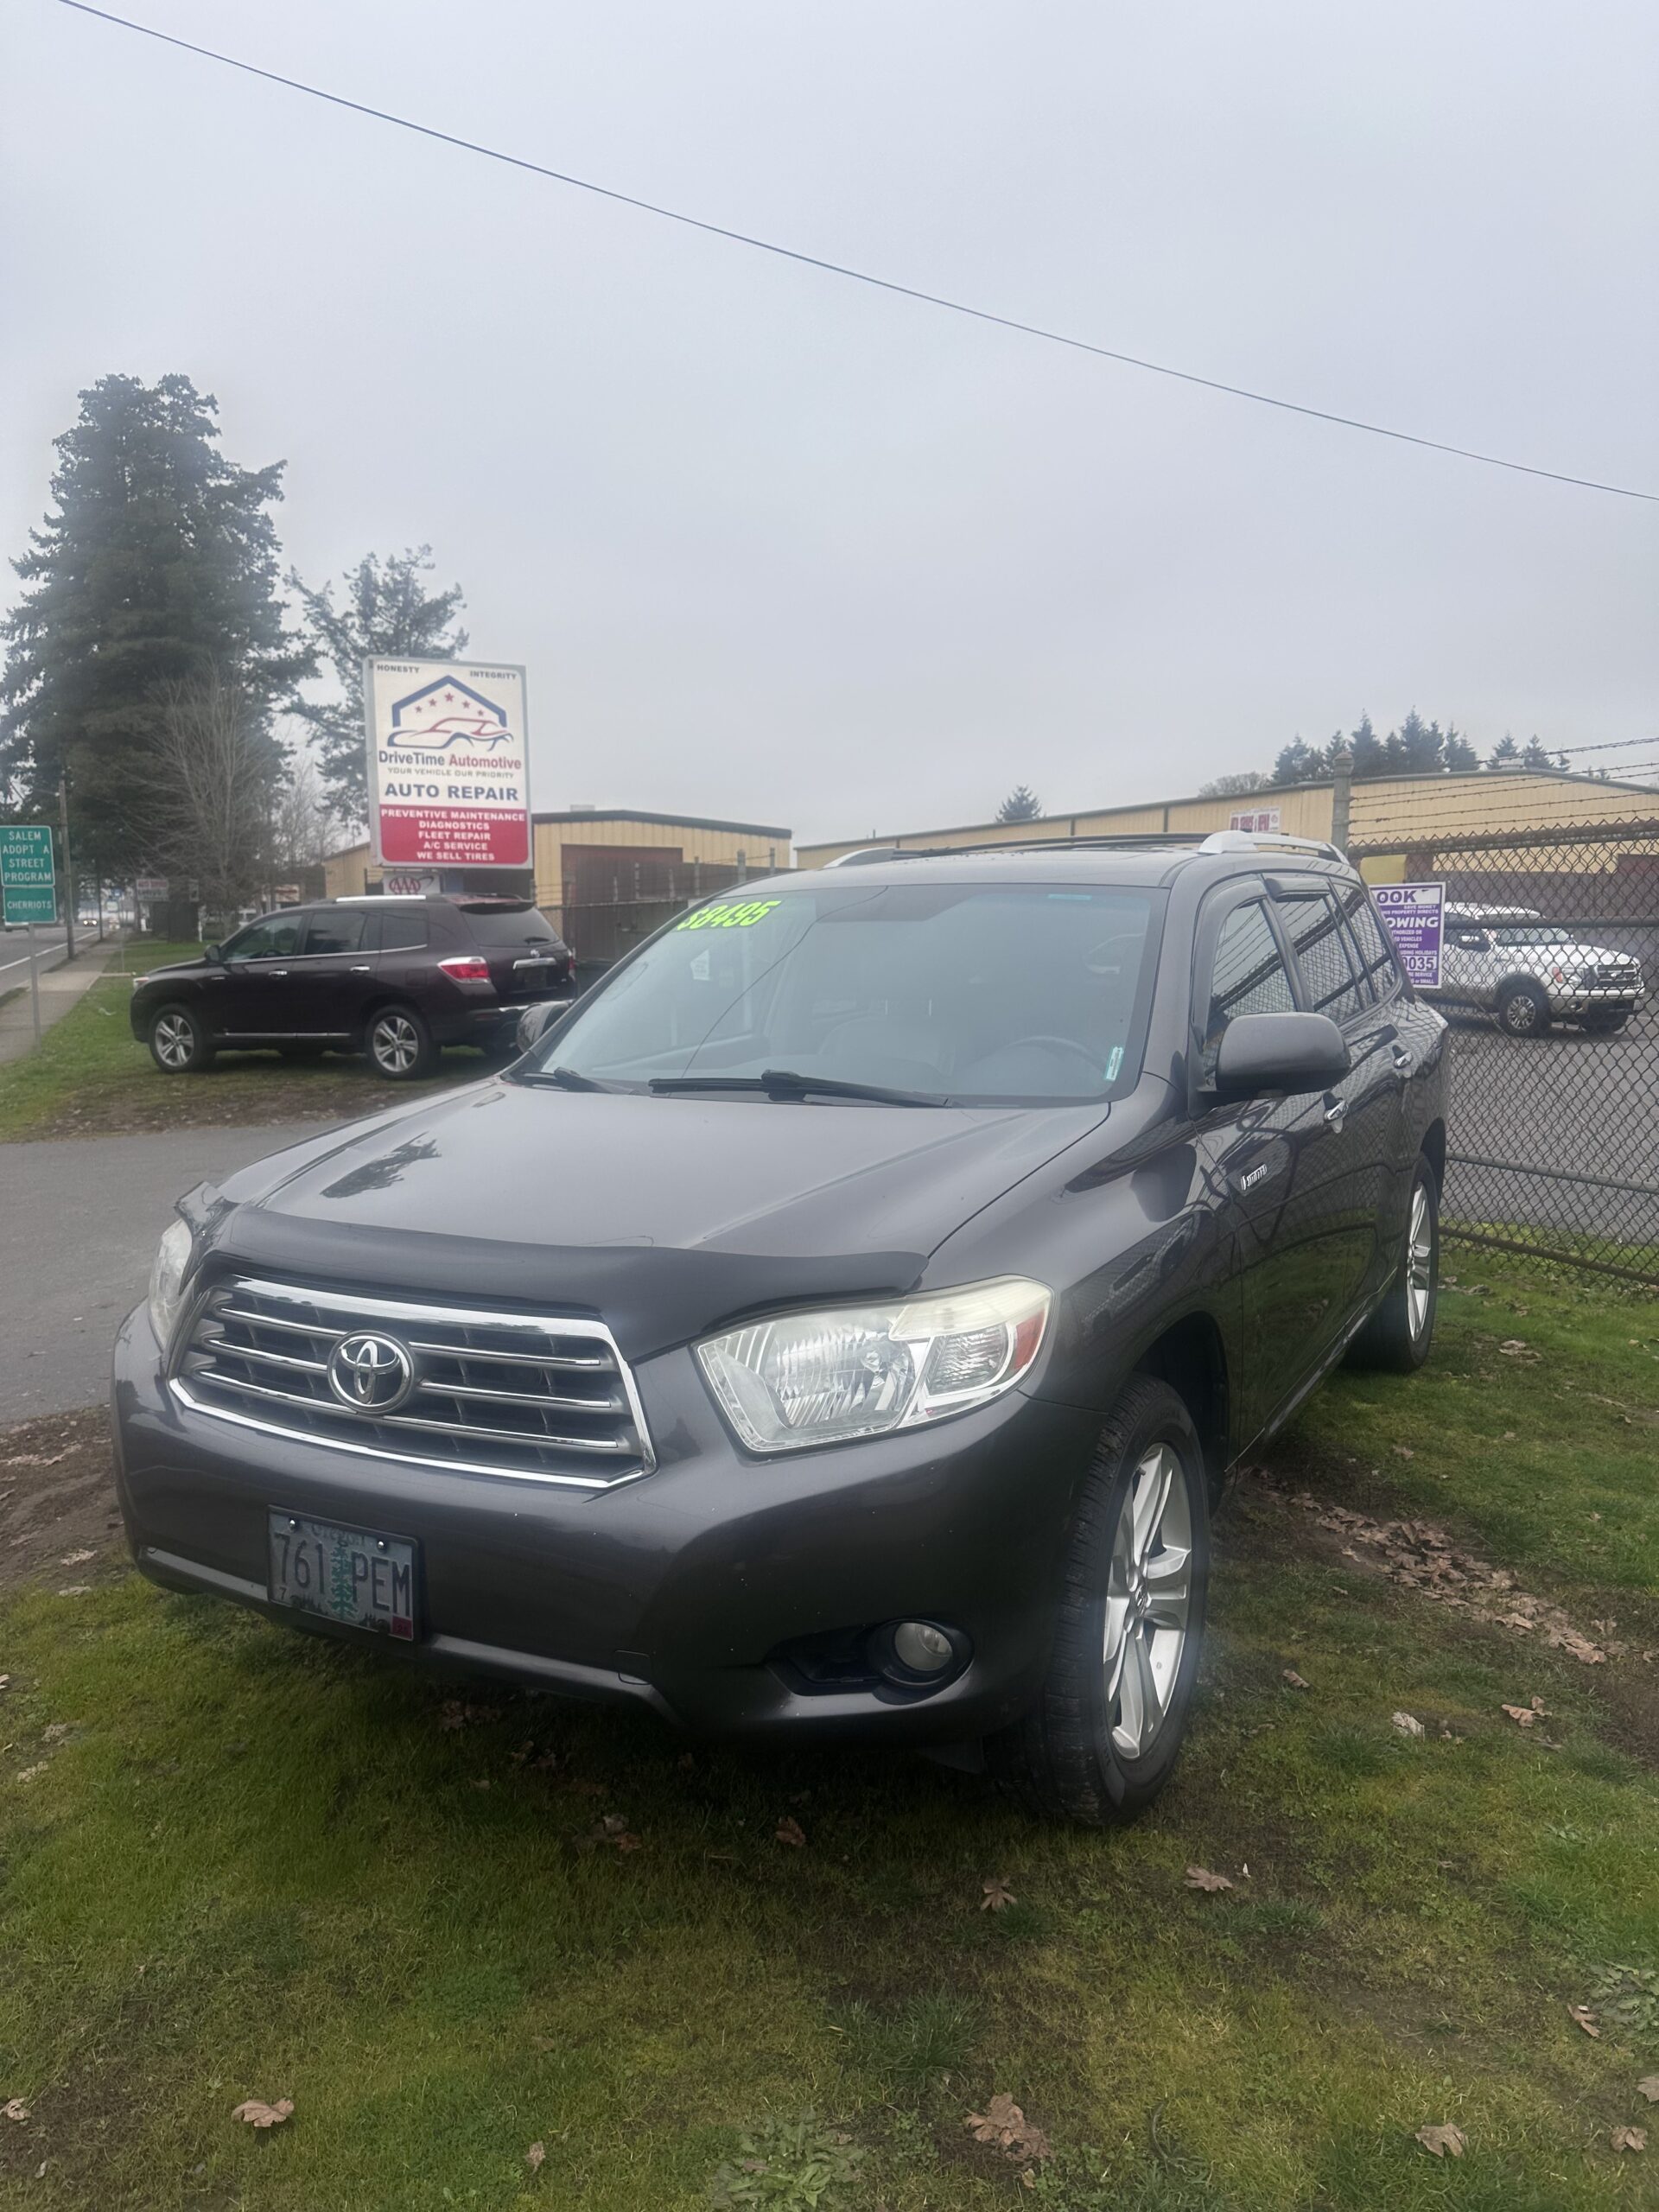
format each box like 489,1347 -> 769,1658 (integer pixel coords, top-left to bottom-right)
197,1077 -> 1110,1359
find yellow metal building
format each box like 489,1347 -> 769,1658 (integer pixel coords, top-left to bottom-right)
794,770 -> 1659,881
322,808 -> 792,927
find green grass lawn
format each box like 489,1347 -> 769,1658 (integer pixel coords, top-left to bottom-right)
0,942 -> 499,1141
3,1258 -> 1658,2209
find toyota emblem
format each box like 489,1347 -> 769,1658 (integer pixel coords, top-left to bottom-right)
327,1331 -> 416,1413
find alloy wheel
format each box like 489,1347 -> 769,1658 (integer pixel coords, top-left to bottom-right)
1503,992 -> 1538,1033
154,1013 -> 194,1069
1407,1182 -> 1433,1339
1103,1442 -> 1193,1760
371,1013 -> 419,1075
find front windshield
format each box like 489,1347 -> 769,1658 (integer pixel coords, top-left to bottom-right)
528,881 -> 1160,1103
1493,924 -> 1573,946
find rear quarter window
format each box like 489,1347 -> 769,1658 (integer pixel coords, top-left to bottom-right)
371,910 -> 430,952
461,906 -> 558,947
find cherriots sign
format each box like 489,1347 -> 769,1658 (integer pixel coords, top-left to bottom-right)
363,659 -> 532,871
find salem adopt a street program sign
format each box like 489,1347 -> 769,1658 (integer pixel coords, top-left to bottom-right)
0,823 -> 57,925
1372,880 -> 1445,989
363,658 -> 532,871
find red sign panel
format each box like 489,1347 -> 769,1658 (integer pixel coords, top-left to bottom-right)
365,659 -> 531,873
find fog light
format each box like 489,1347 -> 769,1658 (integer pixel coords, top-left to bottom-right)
891,1620 -> 954,1675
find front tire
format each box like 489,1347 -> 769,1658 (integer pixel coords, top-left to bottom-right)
1581,1007 -> 1630,1036
147,1003 -> 215,1074
986,1376 -> 1210,1827
365,1003 -> 436,1080
1347,1155 -> 1439,1373
1497,982 -> 1549,1038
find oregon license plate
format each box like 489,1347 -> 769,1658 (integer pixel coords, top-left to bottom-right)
267,1512 -> 418,1640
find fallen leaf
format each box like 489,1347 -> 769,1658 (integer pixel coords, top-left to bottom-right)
614,1832 -> 643,1853
1612,2126 -> 1648,2154
775,1815 -> 807,1847
60,1549 -> 95,1567
56,1586 -> 91,1599
1393,1445 -> 1414,1460
981,1877 -> 1018,1912
1184,1866 -> 1234,1892
598,1813 -> 629,1836
1392,1712 -> 1426,1738
3,2100 -> 29,2123
526,2140 -> 546,2171
1281,1668 -> 1311,1689
15,1764 -> 47,1784
964,2094 -> 1052,2162
1570,2005 -> 1602,2037
1414,2123 -> 1465,2158
232,2097 -> 294,2128
1637,2076 -> 1659,2103
41,1722 -> 73,1743
0,1678 -> 10,1694
1502,1704 -> 1539,1726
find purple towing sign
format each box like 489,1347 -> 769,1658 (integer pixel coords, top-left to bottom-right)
1372,881 -> 1446,989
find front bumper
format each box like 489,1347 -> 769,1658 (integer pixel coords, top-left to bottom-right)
1546,981 -> 1644,1016
112,1301 -> 1098,1742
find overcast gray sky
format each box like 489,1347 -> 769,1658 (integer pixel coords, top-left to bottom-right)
5,0 -> 1656,842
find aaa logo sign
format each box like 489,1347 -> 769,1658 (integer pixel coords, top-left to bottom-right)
364,659 -> 532,870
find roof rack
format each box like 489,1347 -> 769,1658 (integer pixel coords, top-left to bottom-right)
823,830 -> 1345,868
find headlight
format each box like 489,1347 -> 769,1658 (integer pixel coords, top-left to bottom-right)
147,1217 -> 194,1351
696,1277 -> 1051,1454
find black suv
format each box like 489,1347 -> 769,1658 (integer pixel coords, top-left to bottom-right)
130,896 -> 575,1080
115,836 -> 1446,1825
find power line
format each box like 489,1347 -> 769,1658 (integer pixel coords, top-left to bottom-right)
55,0 -> 1659,507
1554,735 -> 1659,756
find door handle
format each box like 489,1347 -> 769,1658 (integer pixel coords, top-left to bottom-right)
270,969 -> 289,978
1323,1095 -> 1347,1130
349,964 -> 372,974
1390,1044 -> 1413,1072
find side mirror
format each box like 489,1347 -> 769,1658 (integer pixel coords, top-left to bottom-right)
203,943 -> 221,963
515,999 -> 569,1056
1213,1012 -> 1351,1102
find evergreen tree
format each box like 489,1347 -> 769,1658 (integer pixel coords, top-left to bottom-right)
1198,771 -> 1271,798
995,784 -> 1043,823
288,548 -> 468,823
1443,723 -> 1479,772
1384,709 -> 1444,775
1337,714 -> 1387,778
1488,734 -> 1520,769
1519,734 -> 1555,772
1272,739 -> 1325,784
0,374 -> 308,878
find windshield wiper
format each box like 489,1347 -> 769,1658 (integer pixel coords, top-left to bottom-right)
647,1067 -> 938,1106
522,1065 -> 616,1092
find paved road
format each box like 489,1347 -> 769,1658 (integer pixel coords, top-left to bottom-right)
0,1122 -> 321,1424
0,925 -> 70,988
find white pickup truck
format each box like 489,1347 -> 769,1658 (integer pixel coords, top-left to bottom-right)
1427,904 -> 1645,1038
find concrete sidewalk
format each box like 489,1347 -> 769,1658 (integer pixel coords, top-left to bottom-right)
0,934 -> 130,1065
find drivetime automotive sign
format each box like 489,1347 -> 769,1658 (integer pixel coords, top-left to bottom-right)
1373,880 -> 1445,989
364,658 -> 532,870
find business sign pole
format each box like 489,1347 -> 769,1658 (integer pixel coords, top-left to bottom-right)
362,658 -> 533,875
1,823 -> 59,1043
1372,881 -> 1446,990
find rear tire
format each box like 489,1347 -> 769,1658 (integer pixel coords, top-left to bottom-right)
1347,1155 -> 1439,1374
1580,1008 -> 1630,1036
365,1003 -> 436,1080
985,1376 -> 1210,1827
147,1003 -> 215,1074
1497,982 -> 1549,1038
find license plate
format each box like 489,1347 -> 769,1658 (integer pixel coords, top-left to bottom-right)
267,1513 -> 418,1641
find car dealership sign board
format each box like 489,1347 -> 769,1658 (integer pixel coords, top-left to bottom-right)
364,658 -> 532,870
1372,880 -> 1445,989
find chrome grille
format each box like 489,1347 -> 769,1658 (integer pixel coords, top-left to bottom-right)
171,1274 -> 654,1488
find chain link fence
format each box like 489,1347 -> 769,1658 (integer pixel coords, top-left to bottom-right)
1353,815 -> 1659,1285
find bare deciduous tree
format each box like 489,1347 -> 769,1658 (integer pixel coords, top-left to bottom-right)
148,668 -> 283,916
269,753 -> 331,874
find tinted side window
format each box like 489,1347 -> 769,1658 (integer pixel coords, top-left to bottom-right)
223,912 -> 305,961
1279,893 -> 1366,1025
461,905 -> 557,947
1205,900 -> 1294,1073
372,910 -> 430,952
302,910 -> 367,956
1339,884 -> 1401,1001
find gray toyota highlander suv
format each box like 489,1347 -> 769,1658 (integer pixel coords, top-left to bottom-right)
113,832 -> 1447,1826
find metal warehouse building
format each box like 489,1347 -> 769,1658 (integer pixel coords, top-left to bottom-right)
321,808 -> 792,969
794,766 -> 1659,880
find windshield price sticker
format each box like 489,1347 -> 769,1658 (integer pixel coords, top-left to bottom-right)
1372,882 -> 1446,989
674,899 -> 782,931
